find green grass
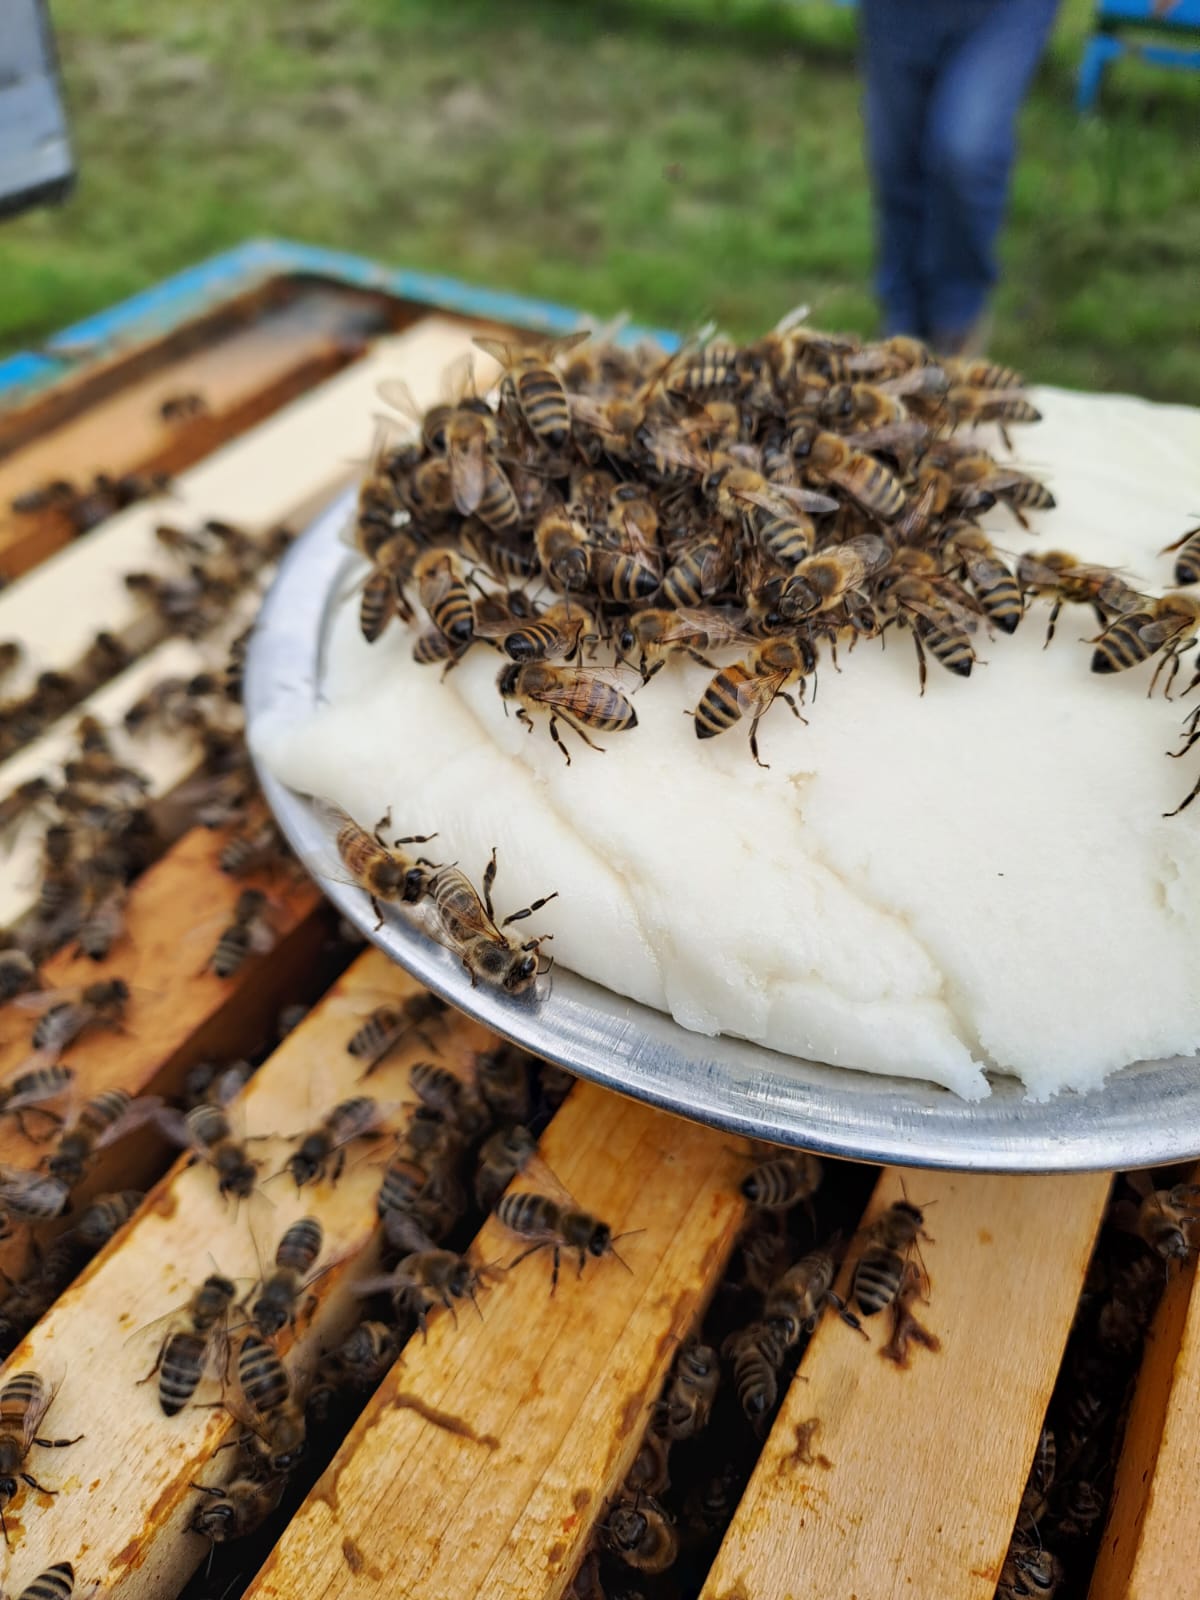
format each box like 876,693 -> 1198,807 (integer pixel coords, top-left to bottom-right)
2,0 -> 1198,398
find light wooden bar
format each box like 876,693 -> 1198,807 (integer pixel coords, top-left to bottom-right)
0,948 -> 493,1597
1089,1170 -> 1200,1600
0,315 -> 480,701
242,1088 -> 750,1600
0,826 -> 322,1277
0,284 -> 384,576
700,1168 -> 1111,1600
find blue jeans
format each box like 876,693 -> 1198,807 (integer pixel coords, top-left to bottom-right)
860,0 -> 1059,342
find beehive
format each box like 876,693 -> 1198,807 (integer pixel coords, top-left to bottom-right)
0,251 -> 1194,1600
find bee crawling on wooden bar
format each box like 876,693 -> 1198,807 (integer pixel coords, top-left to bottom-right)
495,1160 -> 639,1294
0,1372 -> 81,1545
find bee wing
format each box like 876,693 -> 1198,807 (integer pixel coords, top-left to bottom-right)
761,482 -> 840,517
1135,616 -> 1180,649
12,986 -> 85,1015
732,670 -> 790,717
845,421 -> 931,456
879,367 -> 949,400
15,1372 -> 56,1451
94,1094 -> 165,1150
772,303 -> 812,335
471,335 -> 518,371
352,1271 -> 403,1299
375,379 -> 424,424
448,431 -> 486,516
150,1105 -> 210,1155
565,395 -> 617,434
901,592 -> 981,634
527,668 -> 636,712
504,1152 -> 582,1232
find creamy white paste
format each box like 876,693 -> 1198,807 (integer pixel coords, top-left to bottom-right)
256,386 -> 1200,1100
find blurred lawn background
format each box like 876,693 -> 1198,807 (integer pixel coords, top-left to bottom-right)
2,0 -> 1197,398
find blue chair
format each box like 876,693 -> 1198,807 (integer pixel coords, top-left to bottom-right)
1078,0 -> 1200,109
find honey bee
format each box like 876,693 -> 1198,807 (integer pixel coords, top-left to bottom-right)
1161,521 -> 1200,588
160,391 -> 208,422
1126,1173 -> 1200,1263
473,331 -> 590,453
460,519 -> 540,584
625,1427 -> 671,1497
0,1373 -> 80,1543
691,636 -> 816,767
535,505 -> 592,591
944,385 -> 1042,440
46,1088 -> 161,1188
877,566 -> 982,691
1054,1480 -> 1105,1541
657,1342 -> 719,1440
474,1044 -> 533,1123
359,1248 -> 484,1332
660,532 -> 736,609
357,530 -> 419,644
941,357 -> 1025,391
251,1216 -> 325,1337
880,1260 -> 940,1366
724,1320 -> 785,1426
229,1332 -> 307,1472
585,544 -> 661,604
741,1151 -> 823,1213
313,799 -> 437,926
426,852 -> 556,993
996,1539 -> 1062,1600
497,1179 -> 633,1294
71,868 -> 127,963
331,1319 -> 401,1390
190,1472 -> 287,1543
0,777 -> 54,839
139,1271 -> 238,1415
706,460 -> 839,530
605,1494 -> 679,1574
474,1124 -> 537,1212
286,1095 -> 390,1187
19,978 -> 131,1066
73,1188 -> 143,1248
407,549 -> 474,650
205,888 -> 277,979
939,523 -> 1024,633
1015,550 -> 1144,646
379,373 -> 499,517
0,1064 -> 73,1141
347,992 -> 448,1076
219,816 -> 284,878
498,661 -> 638,763
0,1168 -> 71,1226
1090,593 -> 1200,696
769,533 -> 891,622
477,600 -> 588,666
410,1060 -> 488,1136
934,451 -> 1055,529
765,1244 -> 864,1346
156,1095 -> 262,1201
789,423 -> 907,521
850,1198 -> 931,1318
616,607 -> 756,682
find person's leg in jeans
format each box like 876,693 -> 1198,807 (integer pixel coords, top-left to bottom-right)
859,0 -> 957,338
921,0 -> 1059,348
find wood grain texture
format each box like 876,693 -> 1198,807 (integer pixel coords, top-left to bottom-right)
243,1088 -> 750,1600
0,826 -> 322,1278
0,285 -> 385,577
0,948 -> 493,1598
700,1168 -> 1111,1600
1089,1171 -> 1200,1600
0,314 -> 481,703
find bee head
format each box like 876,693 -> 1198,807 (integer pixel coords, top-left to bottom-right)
496,663 -> 522,699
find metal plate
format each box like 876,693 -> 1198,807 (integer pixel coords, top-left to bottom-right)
246,491 -> 1200,1173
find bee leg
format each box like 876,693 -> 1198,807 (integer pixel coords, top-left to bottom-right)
778,689 -> 808,726
911,629 -> 928,695
684,648 -> 717,671
1165,772 -> 1200,818
372,810 -> 393,847
550,1245 -> 562,1297
501,890 -> 560,928
547,715 -> 573,767
828,1290 -> 869,1339
1042,600 -> 1061,648
370,896 -> 385,930
476,845 -> 500,924
138,1335 -> 170,1385
748,718 -> 769,770
516,707 -> 535,733
32,1433 -> 83,1449
20,1473 -> 58,1496
393,833 -> 437,847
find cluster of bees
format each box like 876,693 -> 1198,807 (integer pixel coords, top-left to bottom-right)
567,1157 -> 938,1598
995,1172 -> 1192,1599
10,471 -> 171,541
343,316 -> 1199,808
